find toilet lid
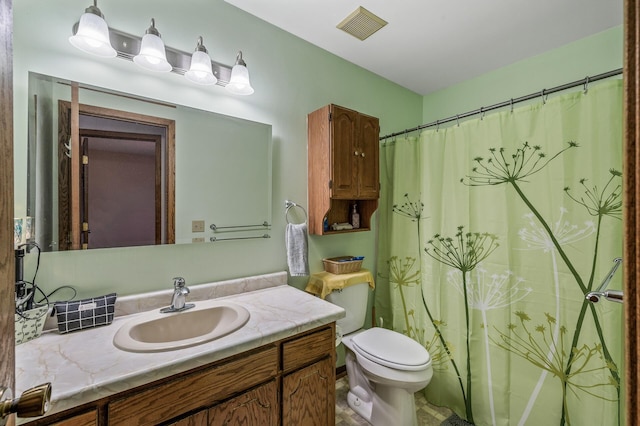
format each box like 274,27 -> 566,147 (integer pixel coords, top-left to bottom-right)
351,328 -> 431,371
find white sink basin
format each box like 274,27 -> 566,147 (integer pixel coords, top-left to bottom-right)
113,300 -> 250,353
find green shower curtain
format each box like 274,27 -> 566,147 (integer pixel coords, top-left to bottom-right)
376,80 -> 624,426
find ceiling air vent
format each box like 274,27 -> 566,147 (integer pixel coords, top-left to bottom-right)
337,6 -> 387,41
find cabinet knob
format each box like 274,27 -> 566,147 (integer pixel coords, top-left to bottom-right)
361,152 -> 365,158
354,150 -> 359,156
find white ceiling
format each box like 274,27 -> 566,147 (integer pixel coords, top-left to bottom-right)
224,0 -> 623,95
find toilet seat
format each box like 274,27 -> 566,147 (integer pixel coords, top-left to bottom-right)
351,328 -> 431,372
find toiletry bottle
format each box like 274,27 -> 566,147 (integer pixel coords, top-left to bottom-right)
351,203 -> 360,229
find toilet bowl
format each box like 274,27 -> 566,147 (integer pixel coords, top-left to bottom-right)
342,327 -> 433,426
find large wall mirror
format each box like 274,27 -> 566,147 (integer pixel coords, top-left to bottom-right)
26,72 -> 272,251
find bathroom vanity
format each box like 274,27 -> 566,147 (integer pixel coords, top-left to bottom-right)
14,272 -> 343,426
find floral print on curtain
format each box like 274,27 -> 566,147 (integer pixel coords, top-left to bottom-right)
376,80 -> 624,426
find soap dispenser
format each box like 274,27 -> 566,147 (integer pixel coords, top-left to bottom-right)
351,203 -> 360,229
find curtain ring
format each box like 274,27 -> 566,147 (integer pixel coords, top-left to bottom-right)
480,107 -> 485,120
436,119 -> 440,132
541,89 -> 547,105
456,114 -> 460,127
584,76 -> 590,94
510,98 -> 514,113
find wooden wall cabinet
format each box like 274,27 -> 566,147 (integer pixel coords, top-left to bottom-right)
23,325 -> 336,426
308,104 -> 380,235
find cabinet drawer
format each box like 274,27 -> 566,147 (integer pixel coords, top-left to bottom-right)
108,345 -> 278,426
49,410 -> 97,426
282,326 -> 333,372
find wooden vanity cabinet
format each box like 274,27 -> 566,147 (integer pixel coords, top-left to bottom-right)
308,104 -> 380,235
21,324 -> 335,426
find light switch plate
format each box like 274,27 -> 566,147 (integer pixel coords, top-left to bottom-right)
192,220 -> 205,232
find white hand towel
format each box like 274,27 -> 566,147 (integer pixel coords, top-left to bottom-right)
286,222 -> 309,276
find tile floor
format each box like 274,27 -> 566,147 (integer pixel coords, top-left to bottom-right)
335,375 -> 453,426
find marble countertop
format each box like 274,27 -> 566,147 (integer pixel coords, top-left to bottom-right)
15,274 -> 345,422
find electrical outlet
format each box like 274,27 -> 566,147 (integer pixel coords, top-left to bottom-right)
192,237 -> 205,243
192,220 -> 205,232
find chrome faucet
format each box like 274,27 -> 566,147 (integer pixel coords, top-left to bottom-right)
160,277 -> 195,313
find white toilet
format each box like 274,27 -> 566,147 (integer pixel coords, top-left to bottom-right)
326,282 -> 433,426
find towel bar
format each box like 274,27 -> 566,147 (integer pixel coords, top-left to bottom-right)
210,234 -> 271,242
210,222 -> 270,232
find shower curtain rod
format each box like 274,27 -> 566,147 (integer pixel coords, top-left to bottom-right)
380,68 -> 623,140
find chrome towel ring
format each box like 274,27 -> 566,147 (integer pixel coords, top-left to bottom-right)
285,200 -> 307,224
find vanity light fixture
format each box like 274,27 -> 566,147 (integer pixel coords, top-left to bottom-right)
68,0 -> 116,58
69,7 -> 254,94
184,37 -> 217,85
133,19 -> 172,73
225,51 -> 254,96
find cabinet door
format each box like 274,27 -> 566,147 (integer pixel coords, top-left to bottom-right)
208,380 -> 277,426
357,113 -> 380,198
330,105 -> 358,199
49,410 -> 97,426
169,410 -> 208,426
282,357 -> 334,426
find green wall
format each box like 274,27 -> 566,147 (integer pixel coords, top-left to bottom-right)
13,0 -> 422,299
12,0 -> 622,312
421,26 -> 623,125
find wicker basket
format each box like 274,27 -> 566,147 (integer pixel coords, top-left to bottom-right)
322,256 -> 363,274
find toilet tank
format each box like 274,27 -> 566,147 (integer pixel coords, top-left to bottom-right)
325,282 -> 370,335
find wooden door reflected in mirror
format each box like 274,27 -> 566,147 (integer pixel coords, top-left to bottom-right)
57,100 -> 175,250
79,131 -> 163,249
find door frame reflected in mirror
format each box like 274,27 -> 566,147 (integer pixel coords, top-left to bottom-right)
57,100 -> 175,250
